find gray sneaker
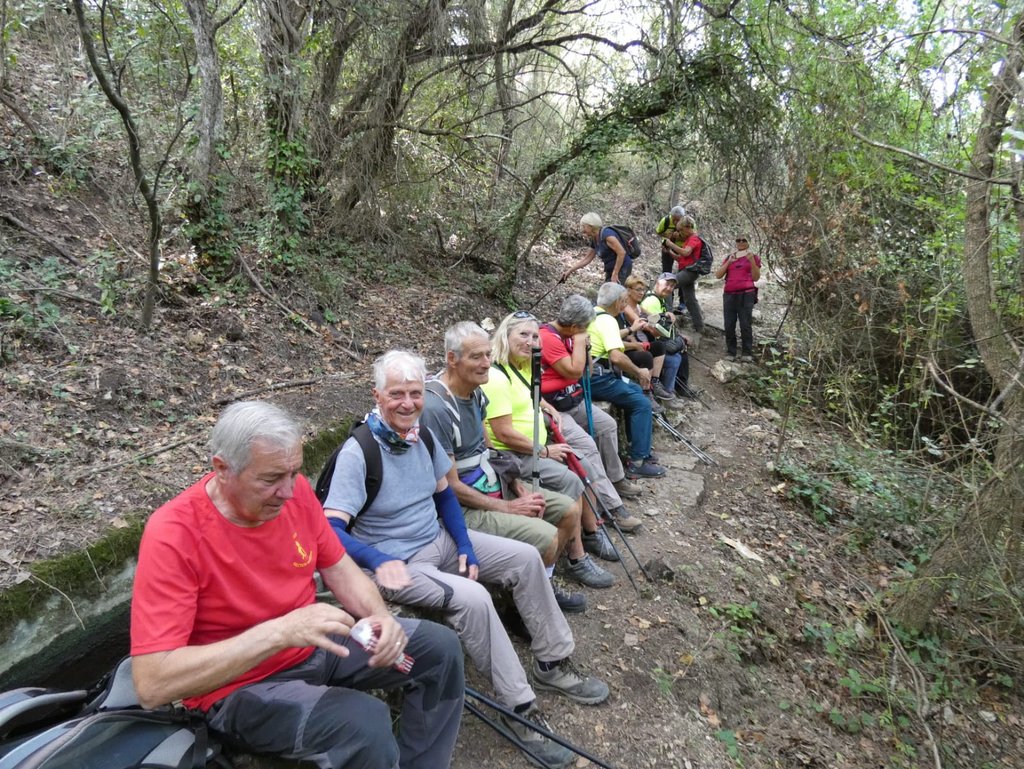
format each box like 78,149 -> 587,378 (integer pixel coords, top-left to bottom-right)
582,527 -> 620,562
612,477 -> 642,498
645,391 -> 665,415
651,379 -> 676,400
607,505 -> 643,533
565,554 -> 616,588
532,658 -> 610,705
497,705 -> 573,768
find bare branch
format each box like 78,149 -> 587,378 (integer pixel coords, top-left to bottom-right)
850,128 -> 1014,185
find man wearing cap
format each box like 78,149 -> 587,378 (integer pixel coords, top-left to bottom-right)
640,273 -> 691,394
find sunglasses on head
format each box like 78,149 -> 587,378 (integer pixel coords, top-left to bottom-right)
512,310 -> 536,320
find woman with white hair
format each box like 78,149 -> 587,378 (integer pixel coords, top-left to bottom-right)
560,212 -> 632,285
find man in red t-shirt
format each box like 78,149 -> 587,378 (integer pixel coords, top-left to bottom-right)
131,400 -> 464,769
662,215 -> 706,334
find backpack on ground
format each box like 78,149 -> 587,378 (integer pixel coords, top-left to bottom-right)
0,657 -> 226,769
607,225 -> 642,260
691,237 -> 713,275
314,422 -> 436,515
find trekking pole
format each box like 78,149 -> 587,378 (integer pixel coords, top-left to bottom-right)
547,421 -> 651,589
531,346 -> 542,493
464,699 -> 557,769
527,276 -> 566,312
654,413 -> 718,466
676,378 -> 710,410
465,687 -> 623,769
582,353 -> 595,436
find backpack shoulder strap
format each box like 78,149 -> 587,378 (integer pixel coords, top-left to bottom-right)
350,422 -> 383,516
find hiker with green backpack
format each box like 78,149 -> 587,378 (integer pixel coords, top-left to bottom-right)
561,212 -> 641,285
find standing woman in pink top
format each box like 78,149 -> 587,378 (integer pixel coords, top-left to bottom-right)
714,236 -> 762,363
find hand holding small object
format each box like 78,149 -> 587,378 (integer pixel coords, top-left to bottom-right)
349,618 -> 415,673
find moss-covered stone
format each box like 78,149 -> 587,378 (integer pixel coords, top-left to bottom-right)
0,517 -> 145,638
302,415 -> 360,479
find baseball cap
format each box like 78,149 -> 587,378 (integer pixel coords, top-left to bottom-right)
657,272 -> 678,283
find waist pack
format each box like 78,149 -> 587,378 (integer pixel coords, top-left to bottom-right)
547,384 -> 585,412
663,335 -> 686,355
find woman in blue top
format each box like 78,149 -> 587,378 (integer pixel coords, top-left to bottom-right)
561,212 -> 632,284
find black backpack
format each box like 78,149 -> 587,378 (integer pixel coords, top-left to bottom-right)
692,237 -> 713,275
607,225 -> 642,260
314,422 -> 436,515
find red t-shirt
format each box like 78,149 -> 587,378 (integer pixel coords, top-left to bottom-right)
539,324 -> 578,393
130,473 -> 345,711
676,234 -> 702,270
723,252 -> 762,293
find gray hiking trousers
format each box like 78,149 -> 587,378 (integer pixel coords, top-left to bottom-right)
377,528 -> 575,708
205,618 -> 464,769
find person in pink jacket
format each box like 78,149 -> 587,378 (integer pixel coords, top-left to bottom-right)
714,236 -> 762,363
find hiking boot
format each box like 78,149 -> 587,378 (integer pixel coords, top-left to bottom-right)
565,554 -> 616,588
626,458 -> 666,479
532,658 -> 610,705
582,527 -> 620,562
497,705 -> 574,769
651,379 -> 676,400
645,391 -> 664,415
551,583 -> 587,614
613,477 -> 642,499
725,351 -> 737,362
606,505 -> 643,533
740,354 -> 755,364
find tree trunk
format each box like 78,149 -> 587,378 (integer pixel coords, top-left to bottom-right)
332,0 -> 450,215
71,0 -> 163,329
887,12 -> 1024,630
182,0 -> 224,191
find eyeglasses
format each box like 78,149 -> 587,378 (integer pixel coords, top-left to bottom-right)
512,310 -> 536,320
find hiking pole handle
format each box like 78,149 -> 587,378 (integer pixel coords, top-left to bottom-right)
546,419 -> 588,480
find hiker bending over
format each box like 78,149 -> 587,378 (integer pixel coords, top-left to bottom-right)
420,320 -> 588,614
662,214 -> 706,335
715,235 -> 762,363
655,205 -> 687,308
483,311 -> 631,569
636,273 -> 692,397
589,283 -> 668,480
538,295 -> 647,530
321,350 -> 609,769
561,212 -> 631,284
131,400 -> 464,769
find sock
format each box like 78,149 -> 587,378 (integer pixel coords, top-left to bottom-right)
514,700 -> 535,714
536,659 -> 562,672
582,529 -> 597,537
545,565 -> 554,579
568,556 -> 582,565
